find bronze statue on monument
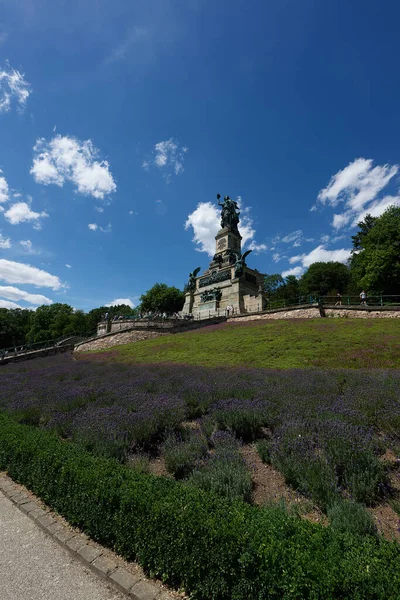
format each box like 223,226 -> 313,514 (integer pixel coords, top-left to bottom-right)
216,194 -> 240,232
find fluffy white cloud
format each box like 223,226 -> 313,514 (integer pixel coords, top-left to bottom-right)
0,170 -> 9,203
185,198 -> 266,257
31,135 -> 117,199
0,233 -> 11,248
88,222 -> 111,232
144,138 -> 188,178
0,259 -> 63,289
0,285 -> 52,305
106,298 -> 135,308
0,60 -> 31,113
288,244 -> 352,269
317,158 -> 399,230
185,202 -> 219,255
281,266 -> 304,278
65,264 -> 72,269
0,299 -> 22,309
4,202 -> 48,227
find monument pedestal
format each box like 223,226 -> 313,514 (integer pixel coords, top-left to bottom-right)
182,195 -> 266,317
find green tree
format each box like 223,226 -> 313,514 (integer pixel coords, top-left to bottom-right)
0,308 -> 32,348
349,206 -> 400,294
284,275 -> 300,301
263,274 -> 284,298
26,304 -> 74,343
351,213 -> 377,251
299,262 -> 350,297
139,283 -> 185,315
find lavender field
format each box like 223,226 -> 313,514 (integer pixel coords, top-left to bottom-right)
2,352 -> 400,534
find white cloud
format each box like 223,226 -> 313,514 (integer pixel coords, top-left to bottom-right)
288,244 -> 352,269
0,259 -> 63,289
185,202 -> 219,255
0,285 -> 52,305
144,138 -> 188,178
65,264 -> 72,268
88,222 -> 111,233
0,233 -> 11,248
106,298 -> 135,308
19,239 -> 38,254
185,199 -> 265,257
248,240 -> 267,254
281,266 -> 304,278
0,170 -> 9,203
31,135 -> 116,199
0,299 -> 22,309
94,206 -> 104,213
0,60 -> 31,113
350,194 -> 400,227
317,158 -> 399,230
281,229 -> 303,247
4,202 -> 48,227
272,253 -> 281,263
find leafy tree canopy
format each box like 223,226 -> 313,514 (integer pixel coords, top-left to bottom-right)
299,262 -> 350,296
350,206 -> 400,294
139,283 -> 185,315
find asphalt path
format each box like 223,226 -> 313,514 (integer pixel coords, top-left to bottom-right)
0,492 -> 126,600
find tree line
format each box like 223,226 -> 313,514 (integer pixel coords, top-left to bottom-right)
264,206 -> 400,304
1,207 -> 399,348
0,283 -> 186,349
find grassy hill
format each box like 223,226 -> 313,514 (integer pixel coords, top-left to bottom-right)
86,318 -> 400,369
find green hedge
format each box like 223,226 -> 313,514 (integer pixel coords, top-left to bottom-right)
1,412 -> 400,599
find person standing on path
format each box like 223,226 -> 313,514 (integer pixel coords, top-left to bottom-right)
360,290 -> 367,305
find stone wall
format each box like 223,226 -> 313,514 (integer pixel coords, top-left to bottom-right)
75,330 -> 168,352
230,307 -> 322,321
229,305 -> 400,322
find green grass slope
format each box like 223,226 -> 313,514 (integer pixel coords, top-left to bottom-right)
86,318 -> 400,369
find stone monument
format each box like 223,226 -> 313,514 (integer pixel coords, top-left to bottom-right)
182,194 -> 265,316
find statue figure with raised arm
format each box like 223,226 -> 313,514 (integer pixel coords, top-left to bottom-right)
216,194 -> 240,232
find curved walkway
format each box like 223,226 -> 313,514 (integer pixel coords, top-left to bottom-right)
0,475 -> 174,600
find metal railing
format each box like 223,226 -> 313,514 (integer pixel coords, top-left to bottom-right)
0,331 -> 97,358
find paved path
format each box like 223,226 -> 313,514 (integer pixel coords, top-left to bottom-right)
0,492 -> 126,600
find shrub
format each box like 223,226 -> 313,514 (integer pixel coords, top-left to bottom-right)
212,399 -> 267,442
271,429 -> 338,511
256,439 -> 272,464
128,454 -> 151,475
163,431 -> 207,479
322,423 -> 386,505
189,434 -> 253,502
1,412 -> 400,599
328,499 -> 378,537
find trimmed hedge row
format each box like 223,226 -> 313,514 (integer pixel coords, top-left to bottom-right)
1,412 -> 400,600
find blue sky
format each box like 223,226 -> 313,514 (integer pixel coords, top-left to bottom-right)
1,0 -> 400,311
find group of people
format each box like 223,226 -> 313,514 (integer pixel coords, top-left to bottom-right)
226,304 -> 235,316
334,291 -> 367,306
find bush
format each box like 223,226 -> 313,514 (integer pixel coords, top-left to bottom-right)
271,431 -> 338,511
189,433 -> 253,503
256,439 -> 272,464
163,431 -> 207,479
212,399 -> 267,442
322,424 -> 386,505
1,412 -> 400,600
328,499 -> 378,537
